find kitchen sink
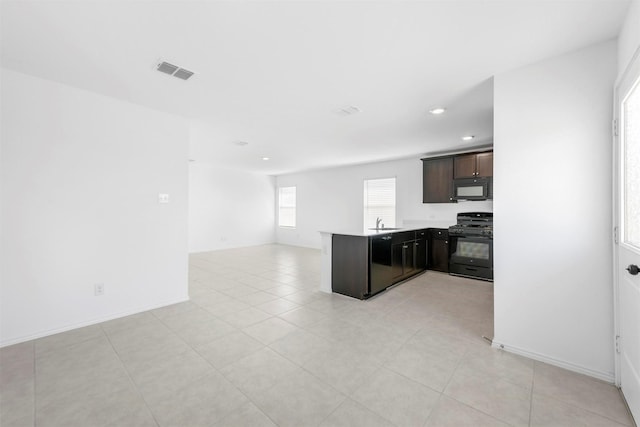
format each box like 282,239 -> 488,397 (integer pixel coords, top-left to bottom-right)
368,227 -> 402,230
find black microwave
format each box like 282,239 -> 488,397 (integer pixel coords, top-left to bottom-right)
453,177 -> 492,201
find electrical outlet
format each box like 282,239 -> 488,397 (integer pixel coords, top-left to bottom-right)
158,193 -> 170,204
94,283 -> 104,296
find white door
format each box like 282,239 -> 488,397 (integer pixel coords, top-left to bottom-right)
615,48 -> 640,423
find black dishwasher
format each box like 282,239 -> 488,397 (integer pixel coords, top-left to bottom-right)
369,234 -> 393,295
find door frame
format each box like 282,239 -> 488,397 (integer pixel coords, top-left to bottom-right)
612,44 -> 640,388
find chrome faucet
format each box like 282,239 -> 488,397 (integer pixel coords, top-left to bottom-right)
376,217 -> 382,229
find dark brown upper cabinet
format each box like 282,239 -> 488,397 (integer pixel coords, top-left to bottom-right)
454,151 -> 493,178
422,156 -> 454,203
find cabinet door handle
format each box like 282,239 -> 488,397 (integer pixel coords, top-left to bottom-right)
403,245 -> 408,249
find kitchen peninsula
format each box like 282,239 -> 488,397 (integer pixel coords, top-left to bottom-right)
319,222 -> 453,299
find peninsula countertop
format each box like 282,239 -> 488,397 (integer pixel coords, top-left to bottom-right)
319,221 -> 454,237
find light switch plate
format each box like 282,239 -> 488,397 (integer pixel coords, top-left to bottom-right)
158,193 -> 170,204
94,283 -> 104,296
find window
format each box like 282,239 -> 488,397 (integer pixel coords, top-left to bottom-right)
364,177 -> 396,229
278,186 -> 296,228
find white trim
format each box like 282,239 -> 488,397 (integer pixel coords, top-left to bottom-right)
613,43 -> 640,388
615,43 -> 640,88
0,295 -> 190,348
613,75 -> 622,387
491,340 -> 615,383
319,232 -> 333,294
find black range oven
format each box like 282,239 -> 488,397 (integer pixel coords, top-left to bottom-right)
448,212 -> 493,281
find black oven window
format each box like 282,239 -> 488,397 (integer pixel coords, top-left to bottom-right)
455,241 -> 490,259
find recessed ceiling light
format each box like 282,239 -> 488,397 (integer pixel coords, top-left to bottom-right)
462,135 -> 475,141
429,107 -> 446,115
262,157 -> 270,161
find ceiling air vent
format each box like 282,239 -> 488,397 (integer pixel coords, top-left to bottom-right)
173,68 -> 194,80
156,61 -> 195,81
334,105 -> 361,116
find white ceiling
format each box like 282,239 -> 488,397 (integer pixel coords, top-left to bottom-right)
1,0 -> 630,175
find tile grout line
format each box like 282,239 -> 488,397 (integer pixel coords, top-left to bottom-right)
100,325 -> 161,427
441,395 -> 514,427
314,406 -> 345,427
208,344 -> 288,427
531,389 -> 634,426
439,332 -> 472,394
531,361 -> 635,427
529,360 -> 535,427
617,387 -> 639,427
169,282 -> 299,427
32,341 -> 36,427
181,338 -> 275,427
217,304 -> 377,426
531,362 -> 633,426
436,337 -> 522,427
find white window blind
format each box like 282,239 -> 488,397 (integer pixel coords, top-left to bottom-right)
278,186 -> 296,228
364,177 -> 396,229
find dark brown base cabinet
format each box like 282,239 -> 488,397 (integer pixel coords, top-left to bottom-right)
332,229 -> 430,300
427,228 -> 449,273
331,234 -> 370,299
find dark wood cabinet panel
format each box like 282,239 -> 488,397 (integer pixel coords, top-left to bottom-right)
402,241 -> 416,277
415,238 -> 427,270
370,235 -> 393,295
454,151 -> 493,178
453,154 -> 477,178
422,157 -> 454,203
391,243 -> 404,281
427,229 -> 449,273
415,229 -> 428,271
476,152 -> 493,177
332,235 -> 369,299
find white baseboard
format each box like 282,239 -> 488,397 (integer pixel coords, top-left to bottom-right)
491,339 -> 615,383
0,295 -> 190,348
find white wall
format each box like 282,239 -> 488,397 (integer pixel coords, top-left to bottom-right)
276,157 -> 492,249
618,0 -> 640,76
493,41 -> 617,380
0,69 -> 189,346
188,162 -> 275,253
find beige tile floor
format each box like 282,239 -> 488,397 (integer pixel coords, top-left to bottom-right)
0,244 -> 635,427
